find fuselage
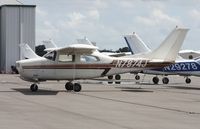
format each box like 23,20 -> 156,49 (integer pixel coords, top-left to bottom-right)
144,59 -> 200,76
16,51 -> 173,82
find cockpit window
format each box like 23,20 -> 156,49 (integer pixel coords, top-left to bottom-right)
81,55 -> 100,62
58,54 -> 75,62
44,51 -> 56,61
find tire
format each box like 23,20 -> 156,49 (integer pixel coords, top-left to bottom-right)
115,74 -> 121,80
73,83 -> 82,92
115,81 -> 121,84
108,75 -> 113,79
162,77 -> 169,84
30,84 -> 38,92
108,75 -> 113,84
135,75 -> 140,80
115,74 -> 121,84
65,82 -> 73,91
152,77 -> 159,84
185,78 -> 191,84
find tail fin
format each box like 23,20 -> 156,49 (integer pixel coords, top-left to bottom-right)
130,27 -> 189,62
148,27 -> 189,61
20,44 -> 39,59
43,40 -> 58,49
76,37 -> 94,46
124,32 -> 151,54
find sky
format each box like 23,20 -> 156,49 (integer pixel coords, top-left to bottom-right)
20,0 -> 200,51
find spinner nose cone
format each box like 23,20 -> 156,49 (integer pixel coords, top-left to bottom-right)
15,61 -> 21,72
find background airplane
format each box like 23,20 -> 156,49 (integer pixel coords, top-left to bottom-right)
179,50 -> 200,59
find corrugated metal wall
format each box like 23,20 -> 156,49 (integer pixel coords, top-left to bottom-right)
0,5 -> 35,73
0,7 -> 6,72
0,8 -> 1,70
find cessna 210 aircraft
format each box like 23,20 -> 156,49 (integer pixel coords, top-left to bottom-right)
16,27 -> 188,92
124,28 -> 200,84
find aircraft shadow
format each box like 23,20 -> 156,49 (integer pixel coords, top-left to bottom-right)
135,82 -> 162,85
167,86 -> 200,90
81,90 -> 123,93
13,88 -> 59,95
116,87 -> 154,92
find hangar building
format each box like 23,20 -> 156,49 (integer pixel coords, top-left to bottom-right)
0,0 -> 36,73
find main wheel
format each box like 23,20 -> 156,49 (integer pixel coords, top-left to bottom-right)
135,75 -> 140,80
73,83 -> 82,92
108,75 -> 113,84
162,77 -> 169,84
185,78 -> 191,84
115,74 -> 121,84
115,74 -> 121,80
65,82 -> 73,91
30,84 -> 38,92
152,76 -> 159,84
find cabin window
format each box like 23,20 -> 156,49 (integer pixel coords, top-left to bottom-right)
81,55 -> 100,62
44,51 -> 56,61
58,54 -> 75,62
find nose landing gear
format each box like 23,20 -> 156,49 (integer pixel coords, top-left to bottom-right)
30,84 -> 38,92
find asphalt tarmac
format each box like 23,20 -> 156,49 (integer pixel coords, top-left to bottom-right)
0,74 -> 200,129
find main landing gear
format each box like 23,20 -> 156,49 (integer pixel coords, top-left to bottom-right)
135,74 -> 140,80
30,82 -> 82,92
65,82 -> 82,92
152,76 -> 169,84
107,74 -> 121,84
162,77 -> 169,84
185,77 -> 191,84
152,76 -> 159,84
115,74 -> 121,84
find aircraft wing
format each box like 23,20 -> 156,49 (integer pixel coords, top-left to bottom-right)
57,44 -> 98,55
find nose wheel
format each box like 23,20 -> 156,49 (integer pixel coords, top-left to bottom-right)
30,84 -> 38,92
65,82 -> 82,92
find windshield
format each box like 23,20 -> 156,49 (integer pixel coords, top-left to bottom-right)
44,51 -> 56,61
81,55 -> 100,62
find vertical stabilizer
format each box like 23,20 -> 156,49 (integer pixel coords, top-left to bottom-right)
20,44 -> 39,59
77,37 -> 94,46
43,40 -> 58,49
147,27 -> 189,61
124,32 -> 151,54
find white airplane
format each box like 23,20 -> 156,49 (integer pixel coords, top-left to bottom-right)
16,27 -> 188,92
179,50 -> 200,59
124,28 -> 200,84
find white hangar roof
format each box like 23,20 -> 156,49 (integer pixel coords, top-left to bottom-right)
0,0 -> 22,6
